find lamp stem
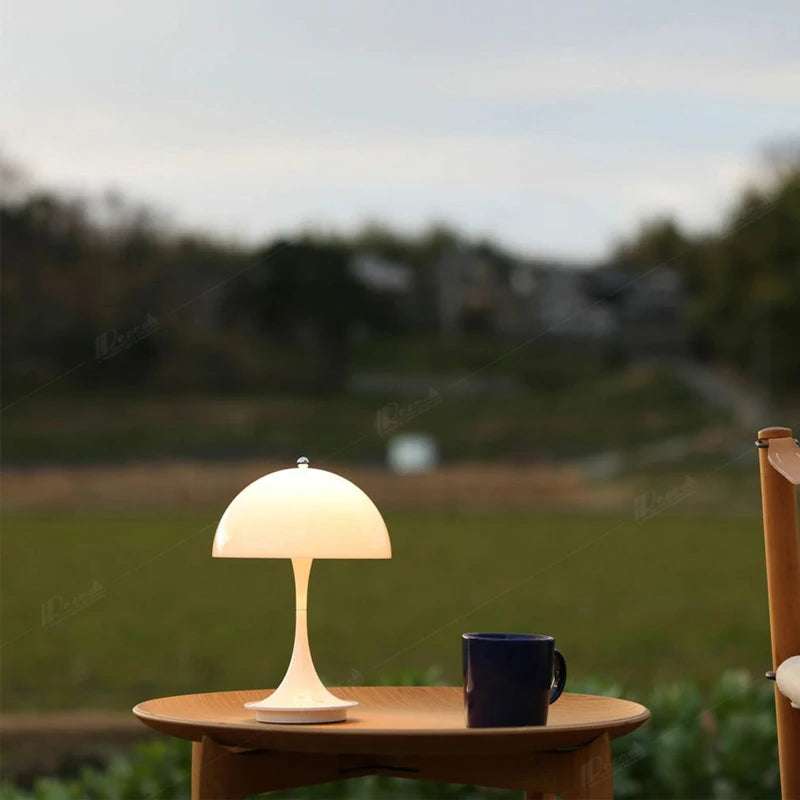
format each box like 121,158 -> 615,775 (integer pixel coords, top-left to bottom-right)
257,557 -> 340,709
292,556 -> 312,611
285,557 -> 318,694
243,556 -> 356,722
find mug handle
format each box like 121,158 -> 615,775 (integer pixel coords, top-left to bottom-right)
549,649 -> 567,704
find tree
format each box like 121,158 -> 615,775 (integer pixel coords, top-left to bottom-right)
233,239 -> 371,393
613,217 -> 688,273
612,161 -> 800,388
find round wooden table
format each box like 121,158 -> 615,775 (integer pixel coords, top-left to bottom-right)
134,687 -> 650,799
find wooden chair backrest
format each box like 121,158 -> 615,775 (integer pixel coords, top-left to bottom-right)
757,426 -> 800,799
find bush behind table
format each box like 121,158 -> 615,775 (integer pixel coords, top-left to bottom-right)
0,670 -> 779,800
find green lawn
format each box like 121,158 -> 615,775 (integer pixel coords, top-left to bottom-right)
1,509 -> 770,712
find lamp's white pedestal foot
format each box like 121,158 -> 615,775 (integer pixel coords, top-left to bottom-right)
244,697 -> 358,724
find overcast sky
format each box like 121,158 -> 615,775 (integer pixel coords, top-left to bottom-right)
2,1 -> 799,259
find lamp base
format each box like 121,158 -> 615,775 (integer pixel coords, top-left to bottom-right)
244,697 -> 358,724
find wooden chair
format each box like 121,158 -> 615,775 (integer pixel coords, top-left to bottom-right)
756,426 -> 800,799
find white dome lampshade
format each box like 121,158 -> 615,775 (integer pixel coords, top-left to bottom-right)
212,457 -> 391,724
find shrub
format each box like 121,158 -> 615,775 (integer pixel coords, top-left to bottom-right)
1,671 -> 779,799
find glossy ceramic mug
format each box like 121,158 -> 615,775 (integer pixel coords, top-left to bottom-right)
462,632 -> 567,727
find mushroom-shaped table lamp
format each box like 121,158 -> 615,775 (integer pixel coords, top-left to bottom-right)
212,457 -> 391,724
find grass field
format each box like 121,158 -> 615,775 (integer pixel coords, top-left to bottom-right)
1,508 -> 770,712
2,364 -> 721,464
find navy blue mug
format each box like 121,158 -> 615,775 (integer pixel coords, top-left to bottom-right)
462,633 -> 567,727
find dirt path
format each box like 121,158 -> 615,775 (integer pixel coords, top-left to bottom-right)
0,712 -> 155,783
2,459 -> 628,512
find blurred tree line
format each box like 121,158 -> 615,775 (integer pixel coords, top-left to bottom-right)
613,148 -> 800,391
2,151 -> 798,401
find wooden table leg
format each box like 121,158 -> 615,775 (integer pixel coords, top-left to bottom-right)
193,739 -> 237,800
562,732 -> 613,799
191,736 -> 370,799
193,737 -> 267,800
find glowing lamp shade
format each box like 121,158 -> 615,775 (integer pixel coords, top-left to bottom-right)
212,458 -> 390,723
213,461 -> 390,560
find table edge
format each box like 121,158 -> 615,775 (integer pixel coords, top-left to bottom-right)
132,688 -> 651,741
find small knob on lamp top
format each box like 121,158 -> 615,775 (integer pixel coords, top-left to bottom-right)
296,456 -> 309,469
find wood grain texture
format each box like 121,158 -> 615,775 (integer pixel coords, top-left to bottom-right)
134,687 -> 649,756
758,429 -> 800,800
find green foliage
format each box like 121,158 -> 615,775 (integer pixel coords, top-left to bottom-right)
4,156 -> 799,398
614,218 -> 688,273
1,672 -> 778,800
710,671 -> 780,798
612,681 -> 713,798
231,240 -> 376,393
1,738 -> 191,800
613,164 -> 800,387
0,183 -> 478,399
698,171 -> 800,388
2,363 -> 719,463
607,670 -> 779,799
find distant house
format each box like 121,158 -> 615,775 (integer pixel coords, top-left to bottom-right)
529,265 -> 618,342
348,252 -> 417,337
434,247 -> 501,341
480,256 -> 686,357
350,253 -> 413,293
351,246 -> 686,358
585,267 -> 687,356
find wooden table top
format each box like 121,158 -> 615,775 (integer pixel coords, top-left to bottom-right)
134,687 -> 649,756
